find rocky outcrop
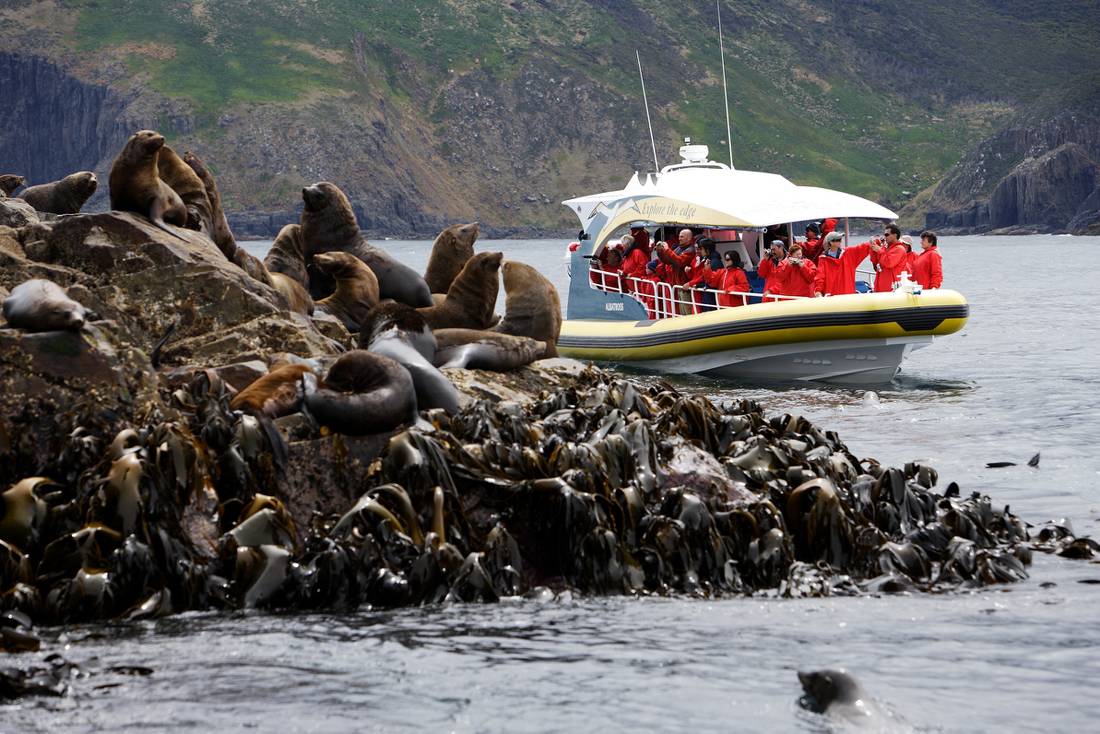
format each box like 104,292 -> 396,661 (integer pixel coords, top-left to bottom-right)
919,112 -> 1100,234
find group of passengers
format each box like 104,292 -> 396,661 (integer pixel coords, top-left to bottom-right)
591,220 -> 943,318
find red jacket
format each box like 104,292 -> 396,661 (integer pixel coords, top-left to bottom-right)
775,257 -> 817,297
621,247 -> 649,288
821,218 -> 837,237
704,266 -> 750,307
758,256 -> 783,298
912,246 -> 943,289
657,244 -> 695,285
869,241 -> 908,293
905,250 -> 917,277
802,237 -> 823,262
813,243 -> 871,296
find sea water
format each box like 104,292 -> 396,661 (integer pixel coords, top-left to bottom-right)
7,235 -> 1099,733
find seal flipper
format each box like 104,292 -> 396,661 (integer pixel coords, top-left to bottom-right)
148,197 -> 188,242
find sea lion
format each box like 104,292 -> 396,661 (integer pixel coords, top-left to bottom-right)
109,130 -> 189,240
17,171 -> 97,214
433,328 -> 546,371
156,145 -> 212,232
358,303 -> 460,413
303,350 -> 416,435
416,251 -> 502,330
264,223 -> 310,289
2,279 -> 87,332
230,364 -> 313,418
0,175 -> 24,197
181,150 -> 272,285
269,272 -> 314,316
300,182 -> 432,307
492,260 -> 562,357
798,669 -> 897,728
313,251 -> 380,331
424,221 -> 479,294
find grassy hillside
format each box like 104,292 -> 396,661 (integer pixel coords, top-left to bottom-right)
12,0 -> 1100,231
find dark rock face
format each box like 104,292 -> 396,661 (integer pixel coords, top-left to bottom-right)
920,112 -> 1100,234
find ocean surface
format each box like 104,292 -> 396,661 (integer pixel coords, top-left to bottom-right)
7,235 -> 1100,733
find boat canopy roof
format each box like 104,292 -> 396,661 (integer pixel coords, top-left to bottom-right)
563,163 -> 898,253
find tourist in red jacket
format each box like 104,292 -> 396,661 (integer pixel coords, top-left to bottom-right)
758,240 -> 786,302
655,228 -> 697,286
705,251 -> 751,306
900,235 -> 918,276
772,243 -> 817,298
630,226 -> 652,257
620,234 -> 650,290
867,224 -> 908,292
813,232 -> 871,296
913,230 -> 944,289
802,224 -> 823,262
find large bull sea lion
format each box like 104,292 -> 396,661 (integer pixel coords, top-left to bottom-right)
314,251 -> 380,331
108,130 -> 188,239
2,279 -> 87,332
303,350 -> 417,435
417,251 -> 501,330
0,175 -> 24,197
18,172 -> 97,214
424,222 -> 479,294
492,260 -> 562,357
433,328 -> 546,371
300,182 -> 432,307
359,303 -> 459,413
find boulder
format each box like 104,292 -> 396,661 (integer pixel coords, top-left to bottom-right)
0,198 -> 38,228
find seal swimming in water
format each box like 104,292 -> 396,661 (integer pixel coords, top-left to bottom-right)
313,251 -> 380,331
0,175 -> 24,197
304,350 -> 417,435
417,251 -> 502,330
108,130 -> 189,239
358,303 -> 460,413
2,279 -> 87,332
798,669 -> 901,730
300,182 -> 432,307
424,222 -> 479,294
492,260 -> 562,357
17,172 -> 97,214
230,364 -> 314,418
433,328 -> 546,371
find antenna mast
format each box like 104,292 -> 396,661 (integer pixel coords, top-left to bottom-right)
717,0 -> 734,167
636,50 -> 660,172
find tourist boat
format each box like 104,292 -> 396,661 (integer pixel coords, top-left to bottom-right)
557,143 -> 969,384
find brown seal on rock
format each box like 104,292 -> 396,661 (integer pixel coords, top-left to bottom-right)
156,145 -> 212,232
264,224 -> 310,290
2,279 -> 87,332
0,175 -> 26,197
416,251 -> 502,330
230,364 -> 314,418
303,350 -> 417,435
108,130 -> 188,239
18,172 -> 98,214
424,222 -> 479,294
492,260 -> 562,357
181,150 -> 272,285
433,328 -> 546,371
271,273 -> 314,316
314,251 -> 380,332
300,182 -> 432,307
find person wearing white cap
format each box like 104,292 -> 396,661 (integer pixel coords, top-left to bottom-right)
813,231 -> 872,297
899,234 -> 917,276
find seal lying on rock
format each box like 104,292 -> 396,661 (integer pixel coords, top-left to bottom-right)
18,172 -> 97,214
492,260 -> 562,357
300,182 -> 432,307
433,328 -> 546,371
230,364 -> 314,418
108,130 -> 188,239
314,252 -> 380,332
424,222 -> 479,294
2,279 -> 87,332
359,303 -> 460,414
304,350 -> 417,435
417,251 -> 502,330
0,175 -> 24,197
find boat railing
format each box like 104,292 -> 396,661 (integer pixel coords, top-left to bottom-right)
588,267 -> 804,320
